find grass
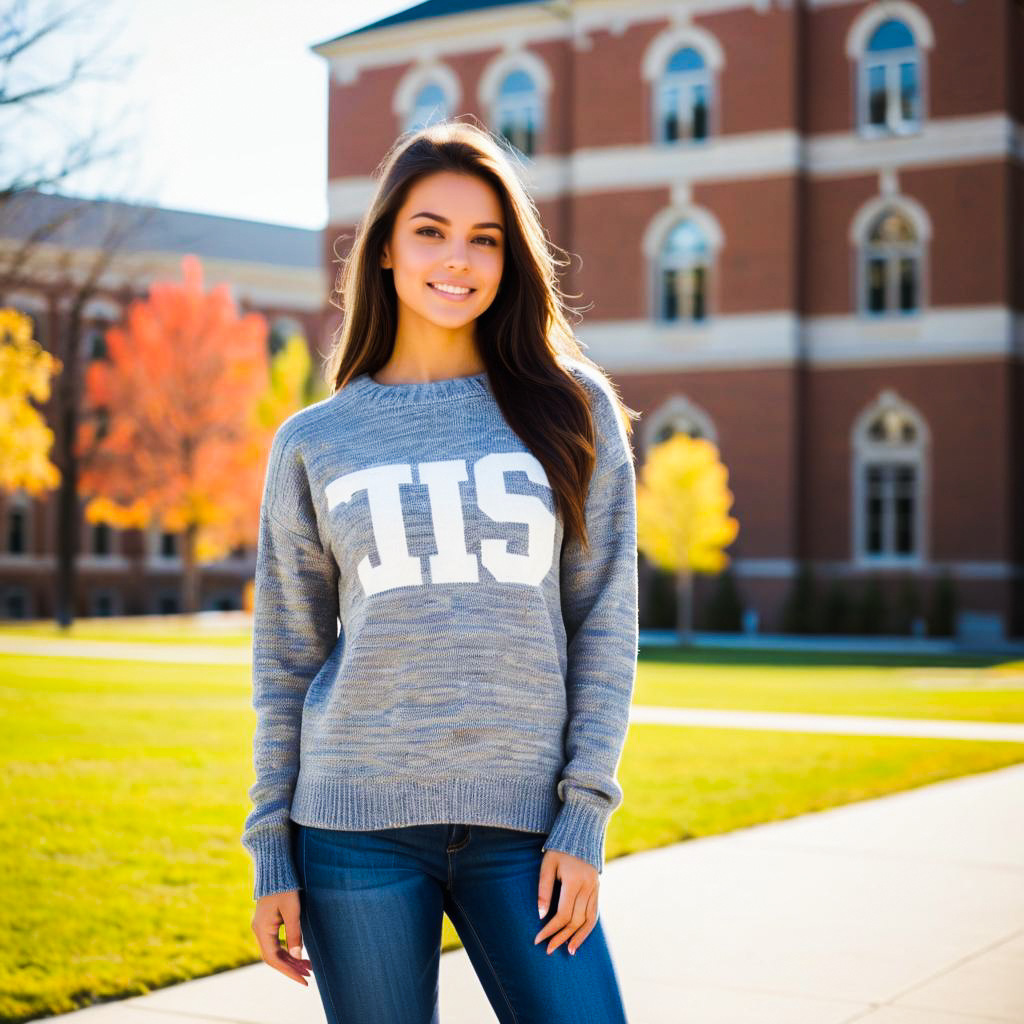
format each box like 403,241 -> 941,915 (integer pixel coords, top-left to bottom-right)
0,634 -> 1022,1020
633,646 -> 1024,722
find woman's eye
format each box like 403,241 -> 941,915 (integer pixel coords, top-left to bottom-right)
415,227 -> 497,246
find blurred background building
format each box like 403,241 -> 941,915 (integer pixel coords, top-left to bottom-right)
0,190 -> 327,617
310,0 -> 1022,640
2,0 -> 1021,639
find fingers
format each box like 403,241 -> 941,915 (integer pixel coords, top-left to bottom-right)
534,857 -> 598,955
251,891 -> 313,987
567,887 -> 599,956
283,902 -> 304,963
539,883 -> 588,955
537,853 -> 557,919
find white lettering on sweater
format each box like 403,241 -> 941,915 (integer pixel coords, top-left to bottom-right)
324,453 -> 556,596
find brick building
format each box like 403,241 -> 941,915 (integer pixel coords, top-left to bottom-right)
311,0 -> 1023,639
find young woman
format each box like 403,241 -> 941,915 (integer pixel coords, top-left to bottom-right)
242,118 -> 640,1024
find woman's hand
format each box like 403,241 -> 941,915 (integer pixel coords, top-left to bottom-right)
534,850 -> 599,956
251,889 -> 313,986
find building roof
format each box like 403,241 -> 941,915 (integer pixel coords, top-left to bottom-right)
0,189 -> 321,269
312,0 -> 540,49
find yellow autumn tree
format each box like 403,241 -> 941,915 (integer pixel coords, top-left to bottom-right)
636,433 -> 740,644
0,308 -> 63,495
256,332 -> 315,428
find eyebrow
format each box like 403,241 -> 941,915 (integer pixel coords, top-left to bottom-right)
409,211 -> 504,232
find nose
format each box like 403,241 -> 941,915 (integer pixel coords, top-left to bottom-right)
444,240 -> 470,269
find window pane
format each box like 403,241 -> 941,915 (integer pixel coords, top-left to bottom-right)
690,265 -> 706,320
867,257 -> 887,312
663,269 -> 678,319
898,257 -> 917,311
865,465 -> 885,554
692,83 -> 708,140
900,62 -> 918,121
662,85 -> 681,141
894,466 -> 915,554
667,46 -> 704,73
499,69 -> 534,96
664,219 -> 708,260
868,64 -> 887,126
8,508 -> 26,554
867,19 -> 915,52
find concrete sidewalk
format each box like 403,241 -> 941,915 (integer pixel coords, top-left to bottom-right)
47,762 -> 1024,1023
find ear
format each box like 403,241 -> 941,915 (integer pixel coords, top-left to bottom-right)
380,247 -> 391,269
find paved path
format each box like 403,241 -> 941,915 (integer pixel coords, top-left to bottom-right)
43,762 -> 1024,1023
628,706 -> 1024,743
0,636 -> 251,664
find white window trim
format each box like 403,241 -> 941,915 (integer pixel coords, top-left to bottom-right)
393,61 -> 461,129
845,2 -> 935,59
846,2 -> 933,138
850,194 -> 932,320
478,50 -> 551,141
643,204 -> 723,325
857,42 -> 927,138
643,394 -> 719,455
146,521 -> 181,566
642,24 -> 723,146
850,388 -> 930,568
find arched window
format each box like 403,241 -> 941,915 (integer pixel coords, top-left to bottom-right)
861,206 -> 921,316
852,390 -> 927,563
658,219 -> 711,322
656,46 -> 711,144
407,81 -> 448,131
859,18 -> 922,134
495,68 -> 541,157
646,396 -> 718,449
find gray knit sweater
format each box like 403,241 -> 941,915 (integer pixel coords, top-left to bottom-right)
241,357 -> 638,901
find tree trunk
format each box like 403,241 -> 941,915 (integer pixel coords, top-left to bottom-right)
54,299 -> 82,628
675,567 -> 694,646
181,520 -> 200,615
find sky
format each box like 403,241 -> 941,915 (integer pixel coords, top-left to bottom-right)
15,0 -> 415,230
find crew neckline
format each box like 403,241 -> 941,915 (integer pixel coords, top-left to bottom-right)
348,369 -> 491,405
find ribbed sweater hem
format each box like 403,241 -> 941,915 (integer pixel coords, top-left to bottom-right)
246,773 -> 613,901
290,771 -> 563,833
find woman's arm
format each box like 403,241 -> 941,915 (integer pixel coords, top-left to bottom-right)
241,426 -> 340,902
543,402 -> 639,873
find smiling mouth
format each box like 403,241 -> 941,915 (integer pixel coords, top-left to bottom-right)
428,283 -> 476,295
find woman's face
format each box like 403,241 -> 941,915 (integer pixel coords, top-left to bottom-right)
381,170 -> 505,332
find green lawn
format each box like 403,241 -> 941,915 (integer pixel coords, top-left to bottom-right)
633,646 -> 1024,722
1,637 -> 1022,1020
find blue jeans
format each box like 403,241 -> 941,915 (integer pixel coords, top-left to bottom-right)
290,820 -> 629,1023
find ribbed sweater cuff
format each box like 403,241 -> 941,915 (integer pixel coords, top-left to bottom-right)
541,794 -> 611,873
245,825 -> 299,902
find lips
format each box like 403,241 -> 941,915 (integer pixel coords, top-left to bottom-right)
428,282 -> 476,293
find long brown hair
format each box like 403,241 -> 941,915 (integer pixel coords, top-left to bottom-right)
323,117 -> 638,554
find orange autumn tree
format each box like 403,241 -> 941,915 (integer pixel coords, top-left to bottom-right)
77,254 -> 270,614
